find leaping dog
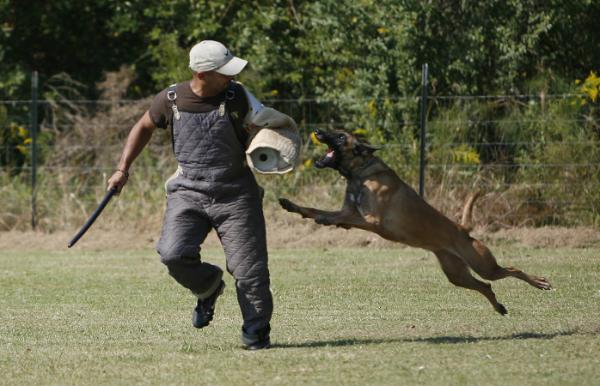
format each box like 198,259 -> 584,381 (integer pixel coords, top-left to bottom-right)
279,128 -> 551,315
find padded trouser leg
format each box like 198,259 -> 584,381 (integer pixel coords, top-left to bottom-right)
210,190 -> 273,333
156,190 -> 222,297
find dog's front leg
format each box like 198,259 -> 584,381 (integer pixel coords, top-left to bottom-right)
279,198 -> 373,231
278,198 -> 338,223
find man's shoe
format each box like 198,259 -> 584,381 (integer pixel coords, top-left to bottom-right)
241,325 -> 271,350
192,280 -> 225,329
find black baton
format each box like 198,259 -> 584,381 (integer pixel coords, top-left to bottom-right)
68,187 -> 118,248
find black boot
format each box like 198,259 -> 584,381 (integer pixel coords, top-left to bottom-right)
241,324 -> 271,350
192,280 -> 225,328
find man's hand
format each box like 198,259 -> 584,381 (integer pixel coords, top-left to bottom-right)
107,170 -> 129,193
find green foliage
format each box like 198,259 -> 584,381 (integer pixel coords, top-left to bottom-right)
405,0 -> 552,94
1,0 -> 599,102
422,74 -> 600,226
0,105 -> 29,173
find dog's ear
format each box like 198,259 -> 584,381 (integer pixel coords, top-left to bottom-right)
354,141 -> 382,156
356,141 -> 382,153
360,142 -> 382,152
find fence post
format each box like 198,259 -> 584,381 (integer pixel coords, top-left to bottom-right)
419,63 -> 429,197
30,71 -> 39,230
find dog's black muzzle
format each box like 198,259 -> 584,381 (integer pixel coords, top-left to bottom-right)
314,129 -> 345,169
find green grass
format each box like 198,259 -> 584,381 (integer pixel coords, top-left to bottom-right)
1,246 -> 599,385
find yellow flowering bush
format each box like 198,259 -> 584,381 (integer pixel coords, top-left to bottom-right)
577,71 -> 600,104
451,144 -> 480,165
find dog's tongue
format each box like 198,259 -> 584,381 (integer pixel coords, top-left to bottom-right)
326,149 -> 334,158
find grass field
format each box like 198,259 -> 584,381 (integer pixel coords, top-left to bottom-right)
1,245 -> 599,385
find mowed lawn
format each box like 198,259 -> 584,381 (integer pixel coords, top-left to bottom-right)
1,245 -> 599,385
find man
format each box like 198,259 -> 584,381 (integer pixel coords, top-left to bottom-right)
108,40 -> 292,350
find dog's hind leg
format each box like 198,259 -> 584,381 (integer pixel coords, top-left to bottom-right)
434,250 -> 508,315
455,238 -> 551,290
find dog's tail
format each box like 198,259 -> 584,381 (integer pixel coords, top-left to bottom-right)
460,190 -> 482,232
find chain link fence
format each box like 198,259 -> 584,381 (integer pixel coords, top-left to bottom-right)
2,87 -> 599,231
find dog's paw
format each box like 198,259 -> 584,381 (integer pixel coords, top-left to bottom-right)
278,198 -> 299,213
533,276 -> 552,290
495,303 -> 508,316
315,216 -> 333,226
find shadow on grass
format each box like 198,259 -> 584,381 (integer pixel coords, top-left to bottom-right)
273,330 -> 578,349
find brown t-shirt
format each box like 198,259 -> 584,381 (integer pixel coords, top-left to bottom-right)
149,80 -> 250,143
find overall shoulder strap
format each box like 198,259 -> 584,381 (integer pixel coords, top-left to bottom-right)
167,83 -> 180,121
223,82 -> 248,149
166,83 -> 179,152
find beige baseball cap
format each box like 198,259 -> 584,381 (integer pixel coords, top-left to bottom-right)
189,40 -> 248,76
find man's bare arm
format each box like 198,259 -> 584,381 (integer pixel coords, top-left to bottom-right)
107,110 -> 156,192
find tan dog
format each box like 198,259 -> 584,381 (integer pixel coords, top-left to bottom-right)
279,129 -> 551,315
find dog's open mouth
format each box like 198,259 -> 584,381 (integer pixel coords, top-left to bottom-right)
312,131 -> 336,168
315,147 -> 337,168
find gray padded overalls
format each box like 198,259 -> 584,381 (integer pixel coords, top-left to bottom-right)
156,85 -> 272,334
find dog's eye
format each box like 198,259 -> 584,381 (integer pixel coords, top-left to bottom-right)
336,134 -> 346,144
